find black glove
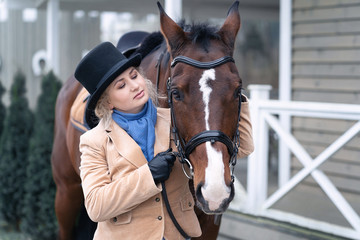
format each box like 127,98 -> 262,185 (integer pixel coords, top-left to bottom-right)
148,148 -> 176,184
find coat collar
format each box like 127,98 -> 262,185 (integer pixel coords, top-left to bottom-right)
105,108 -> 171,168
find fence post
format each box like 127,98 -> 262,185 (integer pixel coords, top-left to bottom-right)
247,84 -> 272,213
46,0 -> 60,75
278,0 -> 292,188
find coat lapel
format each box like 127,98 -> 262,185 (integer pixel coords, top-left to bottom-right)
107,121 -> 147,168
154,108 -> 171,156
105,108 -> 171,168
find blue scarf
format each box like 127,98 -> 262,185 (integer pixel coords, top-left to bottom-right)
112,99 -> 157,162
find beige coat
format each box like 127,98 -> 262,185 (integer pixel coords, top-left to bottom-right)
79,98 -> 253,240
237,96 -> 254,158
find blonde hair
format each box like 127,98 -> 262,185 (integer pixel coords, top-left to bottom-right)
94,76 -> 161,129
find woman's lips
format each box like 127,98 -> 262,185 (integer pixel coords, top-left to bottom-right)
134,90 -> 144,99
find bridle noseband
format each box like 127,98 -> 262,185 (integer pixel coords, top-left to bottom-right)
167,55 -> 242,182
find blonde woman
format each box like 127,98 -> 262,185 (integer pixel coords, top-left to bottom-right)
74,41 -> 254,240
75,42 -> 201,240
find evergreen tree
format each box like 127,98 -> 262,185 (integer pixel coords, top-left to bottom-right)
21,71 -> 62,240
0,80 -> 6,137
0,71 -> 33,230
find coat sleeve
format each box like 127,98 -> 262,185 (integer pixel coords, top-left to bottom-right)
237,95 -> 254,158
79,132 -> 161,222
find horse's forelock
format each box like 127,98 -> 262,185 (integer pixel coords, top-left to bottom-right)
178,20 -> 221,52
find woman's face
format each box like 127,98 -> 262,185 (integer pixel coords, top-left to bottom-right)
107,67 -> 149,114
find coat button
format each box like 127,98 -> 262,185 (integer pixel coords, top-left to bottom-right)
188,202 -> 192,207
158,216 -> 162,220
155,197 -> 160,202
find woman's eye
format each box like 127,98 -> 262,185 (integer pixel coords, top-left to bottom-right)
131,73 -> 137,79
131,70 -> 138,79
118,83 -> 125,89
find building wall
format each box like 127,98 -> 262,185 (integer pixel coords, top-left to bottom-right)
291,0 -> 360,218
0,9 -> 46,109
0,8 -> 100,109
0,1 -> 280,109
59,11 -> 101,84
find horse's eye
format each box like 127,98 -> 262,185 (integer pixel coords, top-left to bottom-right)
234,87 -> 242,99
172,89 -> 183,101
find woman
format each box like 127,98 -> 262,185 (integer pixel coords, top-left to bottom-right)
74,42 -> 253,240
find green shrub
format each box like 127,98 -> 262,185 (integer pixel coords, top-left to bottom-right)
0,71 -> 34,230
0,80 -> 6,137
21,71 -> 62,240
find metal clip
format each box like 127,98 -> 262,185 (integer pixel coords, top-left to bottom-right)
181,158 -> 194,180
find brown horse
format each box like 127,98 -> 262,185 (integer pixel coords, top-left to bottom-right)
51,1 -> 242,239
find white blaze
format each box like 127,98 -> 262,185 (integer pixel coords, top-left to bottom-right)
199,69 -> 214,130
199,69 -> 230,211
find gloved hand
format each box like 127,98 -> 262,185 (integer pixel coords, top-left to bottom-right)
148,148 -> 176,184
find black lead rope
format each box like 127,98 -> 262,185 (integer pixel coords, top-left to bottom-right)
161,182 -> 191,240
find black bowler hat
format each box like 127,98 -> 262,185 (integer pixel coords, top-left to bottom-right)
116,31 -> 150,57
74,42 -> 142,128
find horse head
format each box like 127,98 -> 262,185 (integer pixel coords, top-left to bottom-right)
157,1 -> 242,214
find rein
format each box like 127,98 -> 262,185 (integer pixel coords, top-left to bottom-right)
167,55 -> 241,182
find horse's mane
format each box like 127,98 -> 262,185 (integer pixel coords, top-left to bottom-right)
135,21 -> 221,57
133,31 -> 164,58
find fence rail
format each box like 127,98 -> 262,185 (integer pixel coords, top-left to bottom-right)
232,85 -> 360,240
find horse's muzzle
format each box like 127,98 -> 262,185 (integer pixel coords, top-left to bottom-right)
195,182 -> 235,214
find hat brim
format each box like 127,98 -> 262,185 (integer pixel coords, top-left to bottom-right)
85,53 -> 142,128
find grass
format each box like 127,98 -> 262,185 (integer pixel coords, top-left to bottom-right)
0,230 -> 28,240
0,220 -> 29,240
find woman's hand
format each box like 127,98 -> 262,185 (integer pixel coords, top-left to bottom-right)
148,148 -> 176,183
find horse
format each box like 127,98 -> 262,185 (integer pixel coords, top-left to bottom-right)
51,1 -> 242,239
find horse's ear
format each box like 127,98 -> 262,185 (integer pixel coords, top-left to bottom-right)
218,1 -> 241,51
157,1 -> 186,54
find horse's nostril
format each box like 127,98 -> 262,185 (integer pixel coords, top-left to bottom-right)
195,183 -> 205,204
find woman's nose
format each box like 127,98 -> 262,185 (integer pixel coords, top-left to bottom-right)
129,80 -> 140,91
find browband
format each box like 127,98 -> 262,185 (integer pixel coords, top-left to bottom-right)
171,55 -> 234,69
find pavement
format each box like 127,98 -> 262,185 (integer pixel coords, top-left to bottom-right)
216,210 -> 350,240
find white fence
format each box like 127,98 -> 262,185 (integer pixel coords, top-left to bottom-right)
232,85 -> 360,240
